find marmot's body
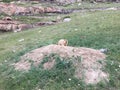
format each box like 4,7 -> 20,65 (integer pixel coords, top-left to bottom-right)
58,39 -> 68,46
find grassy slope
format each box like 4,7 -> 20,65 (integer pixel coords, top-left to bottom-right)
17,2 -> 120,9
0,10 -> 120,90
61,2 -> 120,9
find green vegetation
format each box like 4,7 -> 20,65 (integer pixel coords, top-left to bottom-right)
2,0 -> 15,3
60,2 -> 120,9
0,9 -> 120,90
17,2 -> 120,9
0,14 -> 58,24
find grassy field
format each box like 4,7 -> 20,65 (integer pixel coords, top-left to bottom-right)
59,2 -> 120,9
16,1 -> 120,9
0,9 -> 120,90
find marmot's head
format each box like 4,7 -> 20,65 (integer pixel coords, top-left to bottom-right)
57,39 -> 68,46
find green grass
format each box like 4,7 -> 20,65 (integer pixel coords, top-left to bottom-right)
0,14 -> 59,24
0,10 -> 120,90
16,1 -> 120,10
60,2 -> 120,9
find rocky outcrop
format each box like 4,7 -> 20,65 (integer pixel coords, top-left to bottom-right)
0,16 -> 58,32
0,3 -> 63,16
0,17 -> 32,32
38,0 -> 81,5
0,3 -> 29,15
0,18 -> 19,31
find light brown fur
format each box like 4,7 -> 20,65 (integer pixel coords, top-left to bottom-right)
57,39 -> 68,46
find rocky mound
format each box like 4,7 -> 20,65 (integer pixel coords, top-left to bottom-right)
13,44 -> 109,84
0,17 -> 32,32
0,3 -> 62,16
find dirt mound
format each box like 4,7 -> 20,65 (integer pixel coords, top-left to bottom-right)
13,44 -> 109,84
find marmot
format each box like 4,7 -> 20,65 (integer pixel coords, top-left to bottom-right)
57,39 -> 68,46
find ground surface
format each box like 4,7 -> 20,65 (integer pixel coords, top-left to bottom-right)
14,44 -> 107,84
0,1 -> 120,90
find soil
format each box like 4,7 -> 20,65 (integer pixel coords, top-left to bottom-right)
13,44 -> 109,84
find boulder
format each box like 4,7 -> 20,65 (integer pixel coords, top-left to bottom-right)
0,3 -> 63,15
44,7 -> 54,13
0,3 -> 29,15
2,4 -> 16,15
2,17 -> 12,21
39,6 -> 45,13
15,6 -> 30,15
63,18 -> 71,22
0,17 -> 31,32
0,24 -> 12,31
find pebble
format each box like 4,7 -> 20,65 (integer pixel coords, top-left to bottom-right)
38,30 -> 41,33
75,28 -> 78,31
111,61 -> 114,65
119,65 -> 120,68
78,3 -> 81,6
18,39 -> 24,42
78,84 -> 80,86
4,60 -> 7,62
63,18 -> 71,22
12,49 -> 16,53
100,48 -> 108,53
68,78 -> 71,81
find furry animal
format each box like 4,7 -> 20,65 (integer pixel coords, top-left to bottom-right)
57,39 -> 68,46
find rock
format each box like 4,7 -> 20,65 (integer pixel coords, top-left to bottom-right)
106,7 -> 117,10
0,24 -> 12,31
0,3 -> 63,15
5,4 -> 16,15
63,18 -> 71,22
0,3 -> 29,15
34,9 -> 40,14
10,1 -> 16,4
18,38 -> 24,42
39,6 -> 45,13
31,1 -> 40,4
32,7 -> 41,14
56,0 -> 81,5
2,17 -> 12,21
0,17 -> 31,32
15,6 -> 29,15
28,6 -> 44,15
35,22 -> 54,26
100,48 -> 108,53
78,3 -> 81,6
56,16 -> 62,22
12,24 -> 18,30
0,17 -> 19,31
18,24 -> 33,30
44,7 -> 55,13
